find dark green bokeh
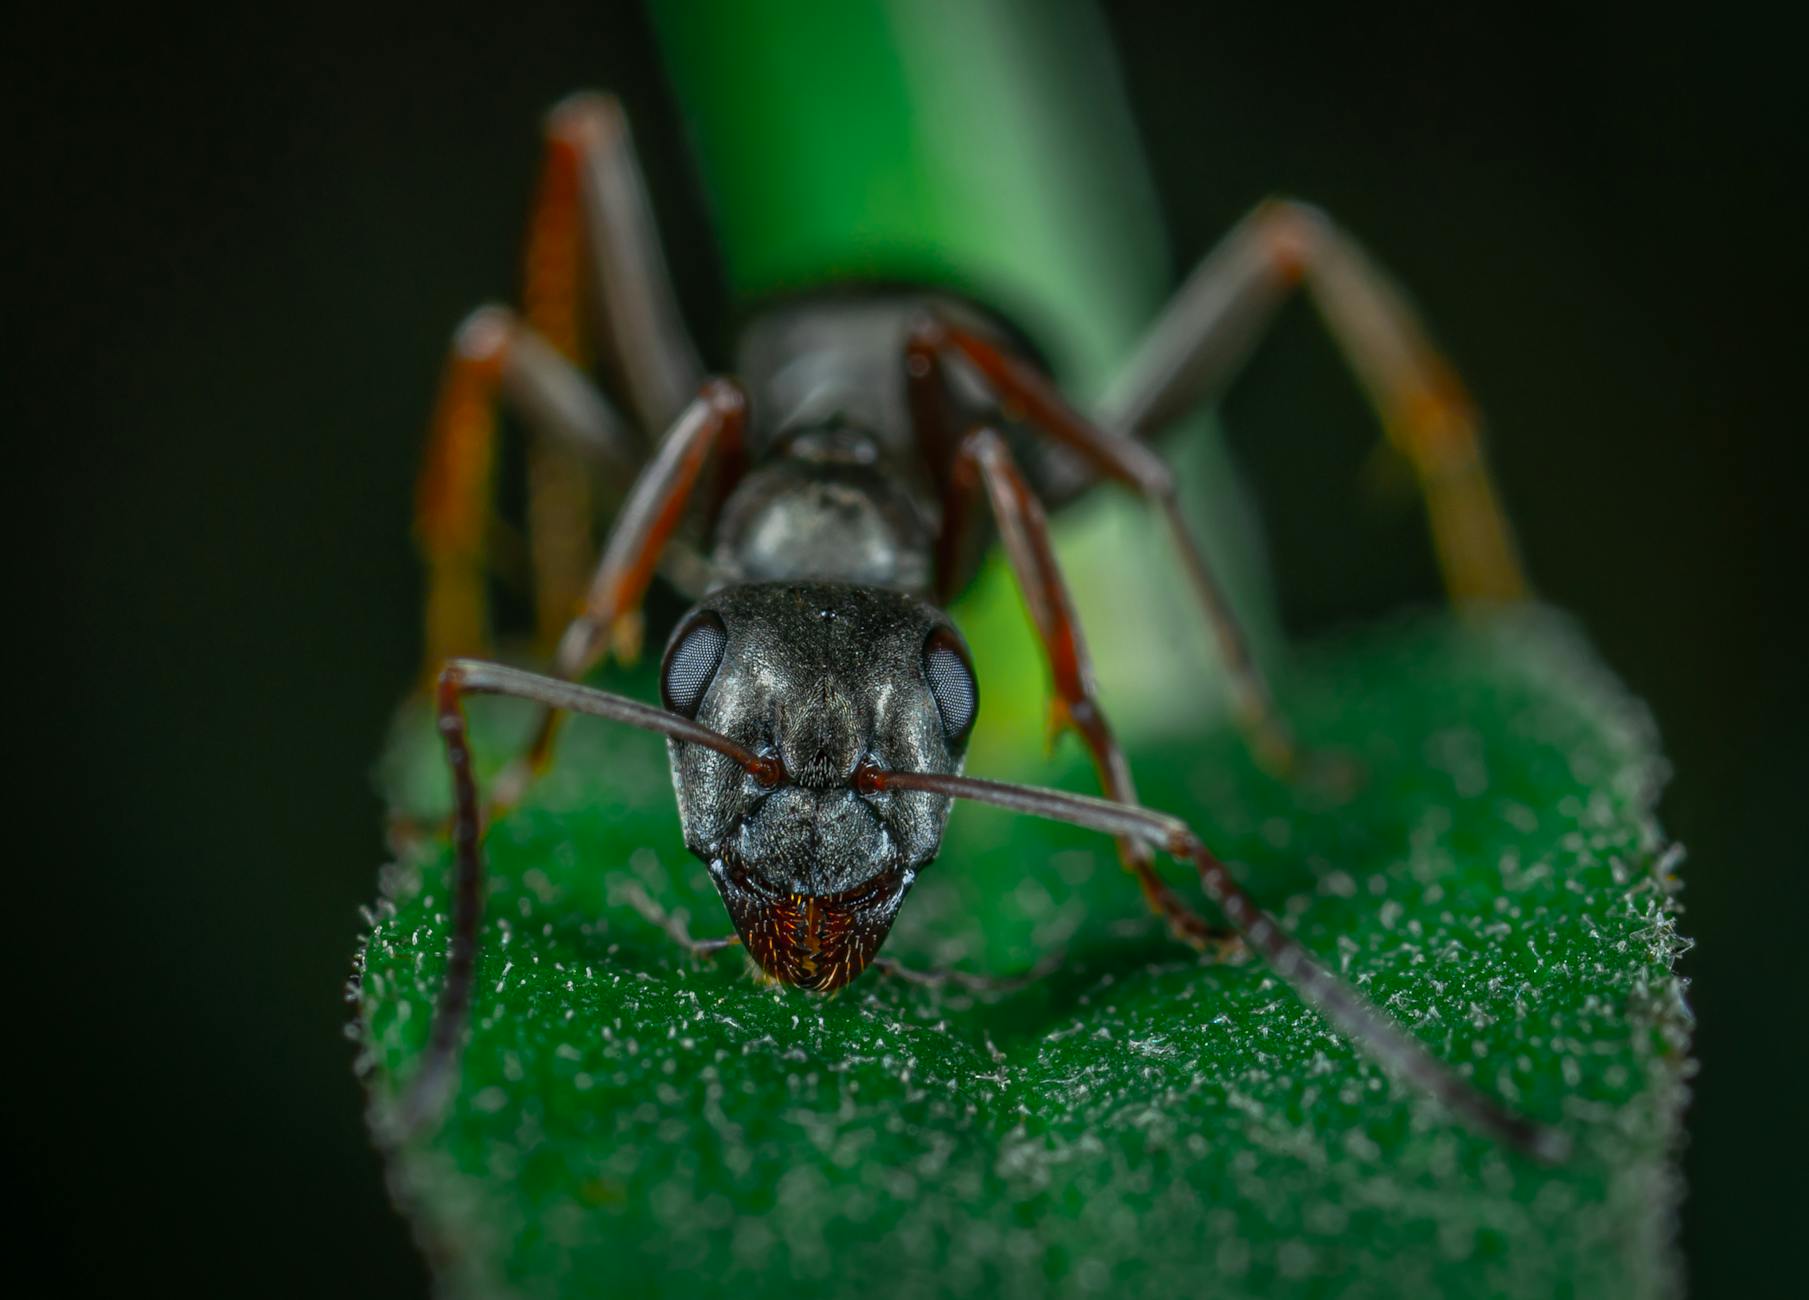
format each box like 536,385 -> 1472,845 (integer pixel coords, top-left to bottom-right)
15,2 -> 1802,1296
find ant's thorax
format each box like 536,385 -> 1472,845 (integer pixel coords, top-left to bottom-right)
717,290 -> 1077,599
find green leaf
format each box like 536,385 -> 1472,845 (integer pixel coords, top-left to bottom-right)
357,608 -> 1688,1299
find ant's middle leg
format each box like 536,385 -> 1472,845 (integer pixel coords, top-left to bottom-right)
415,307 -> 641,676
931,418 -> 1244,959
1098,199 -> 1529,605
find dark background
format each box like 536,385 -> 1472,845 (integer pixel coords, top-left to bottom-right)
13,2 -> 1802,1294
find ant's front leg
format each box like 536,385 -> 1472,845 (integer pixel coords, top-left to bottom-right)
911,380 -> 1246,955
950,425 -> 1243,958
619,882 -> 742,961
619,880 -> 1052,992
484,378 -> 749,815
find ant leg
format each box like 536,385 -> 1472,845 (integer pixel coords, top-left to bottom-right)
1099,199 -> 1528,604
414,307 -> 639,675
395,658 -> 781,1134
870,951 -> 1064,994
864,764 -> 1570,1162
620,882 -> 742,961
934,416 -> 1245,957
486,379 -> 748,812
513,93 -> 707,645
913,316 -> 1298,776
540,93 -> 705,435
413,93 -> 704,674
553,379 -> 748,680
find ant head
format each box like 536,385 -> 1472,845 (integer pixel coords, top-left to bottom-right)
659,581 -> 978,990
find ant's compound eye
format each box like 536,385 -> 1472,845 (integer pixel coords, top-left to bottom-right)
924,627 -> 979,743
661,610 -> 727,718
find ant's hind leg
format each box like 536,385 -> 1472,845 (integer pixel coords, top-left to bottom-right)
1099,199 -> 1529,605
517,96 -> 705,650
413,92 -> 705,678
520,95 -> 707,638
538,93 -> 705,435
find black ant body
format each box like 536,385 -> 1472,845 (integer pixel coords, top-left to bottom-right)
400,95 -> 1562,1161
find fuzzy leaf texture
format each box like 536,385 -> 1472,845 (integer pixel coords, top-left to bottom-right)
357,605 -> 1689,1300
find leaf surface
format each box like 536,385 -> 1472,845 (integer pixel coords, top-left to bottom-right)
358,608 -> 1688,1299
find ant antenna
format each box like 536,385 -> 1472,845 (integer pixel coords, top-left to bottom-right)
859,763 -> 1573,1163
387,661 -> 783,1139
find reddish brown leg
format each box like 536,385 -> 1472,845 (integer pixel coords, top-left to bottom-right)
521,92 -> 718,642
414,94 -> 706,675
413,307 -> 638,676
911,316 -> 1298,776
541,93 -> 704,435
1098,199 -> 1529,604
517,104 -> 601,647
910,328 -> 1236,947
414,316 -> 506,673
935,420 -> 1243,955
487,379 -> 749,810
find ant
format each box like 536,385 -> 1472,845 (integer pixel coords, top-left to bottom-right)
399,94 -> 1564,1161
